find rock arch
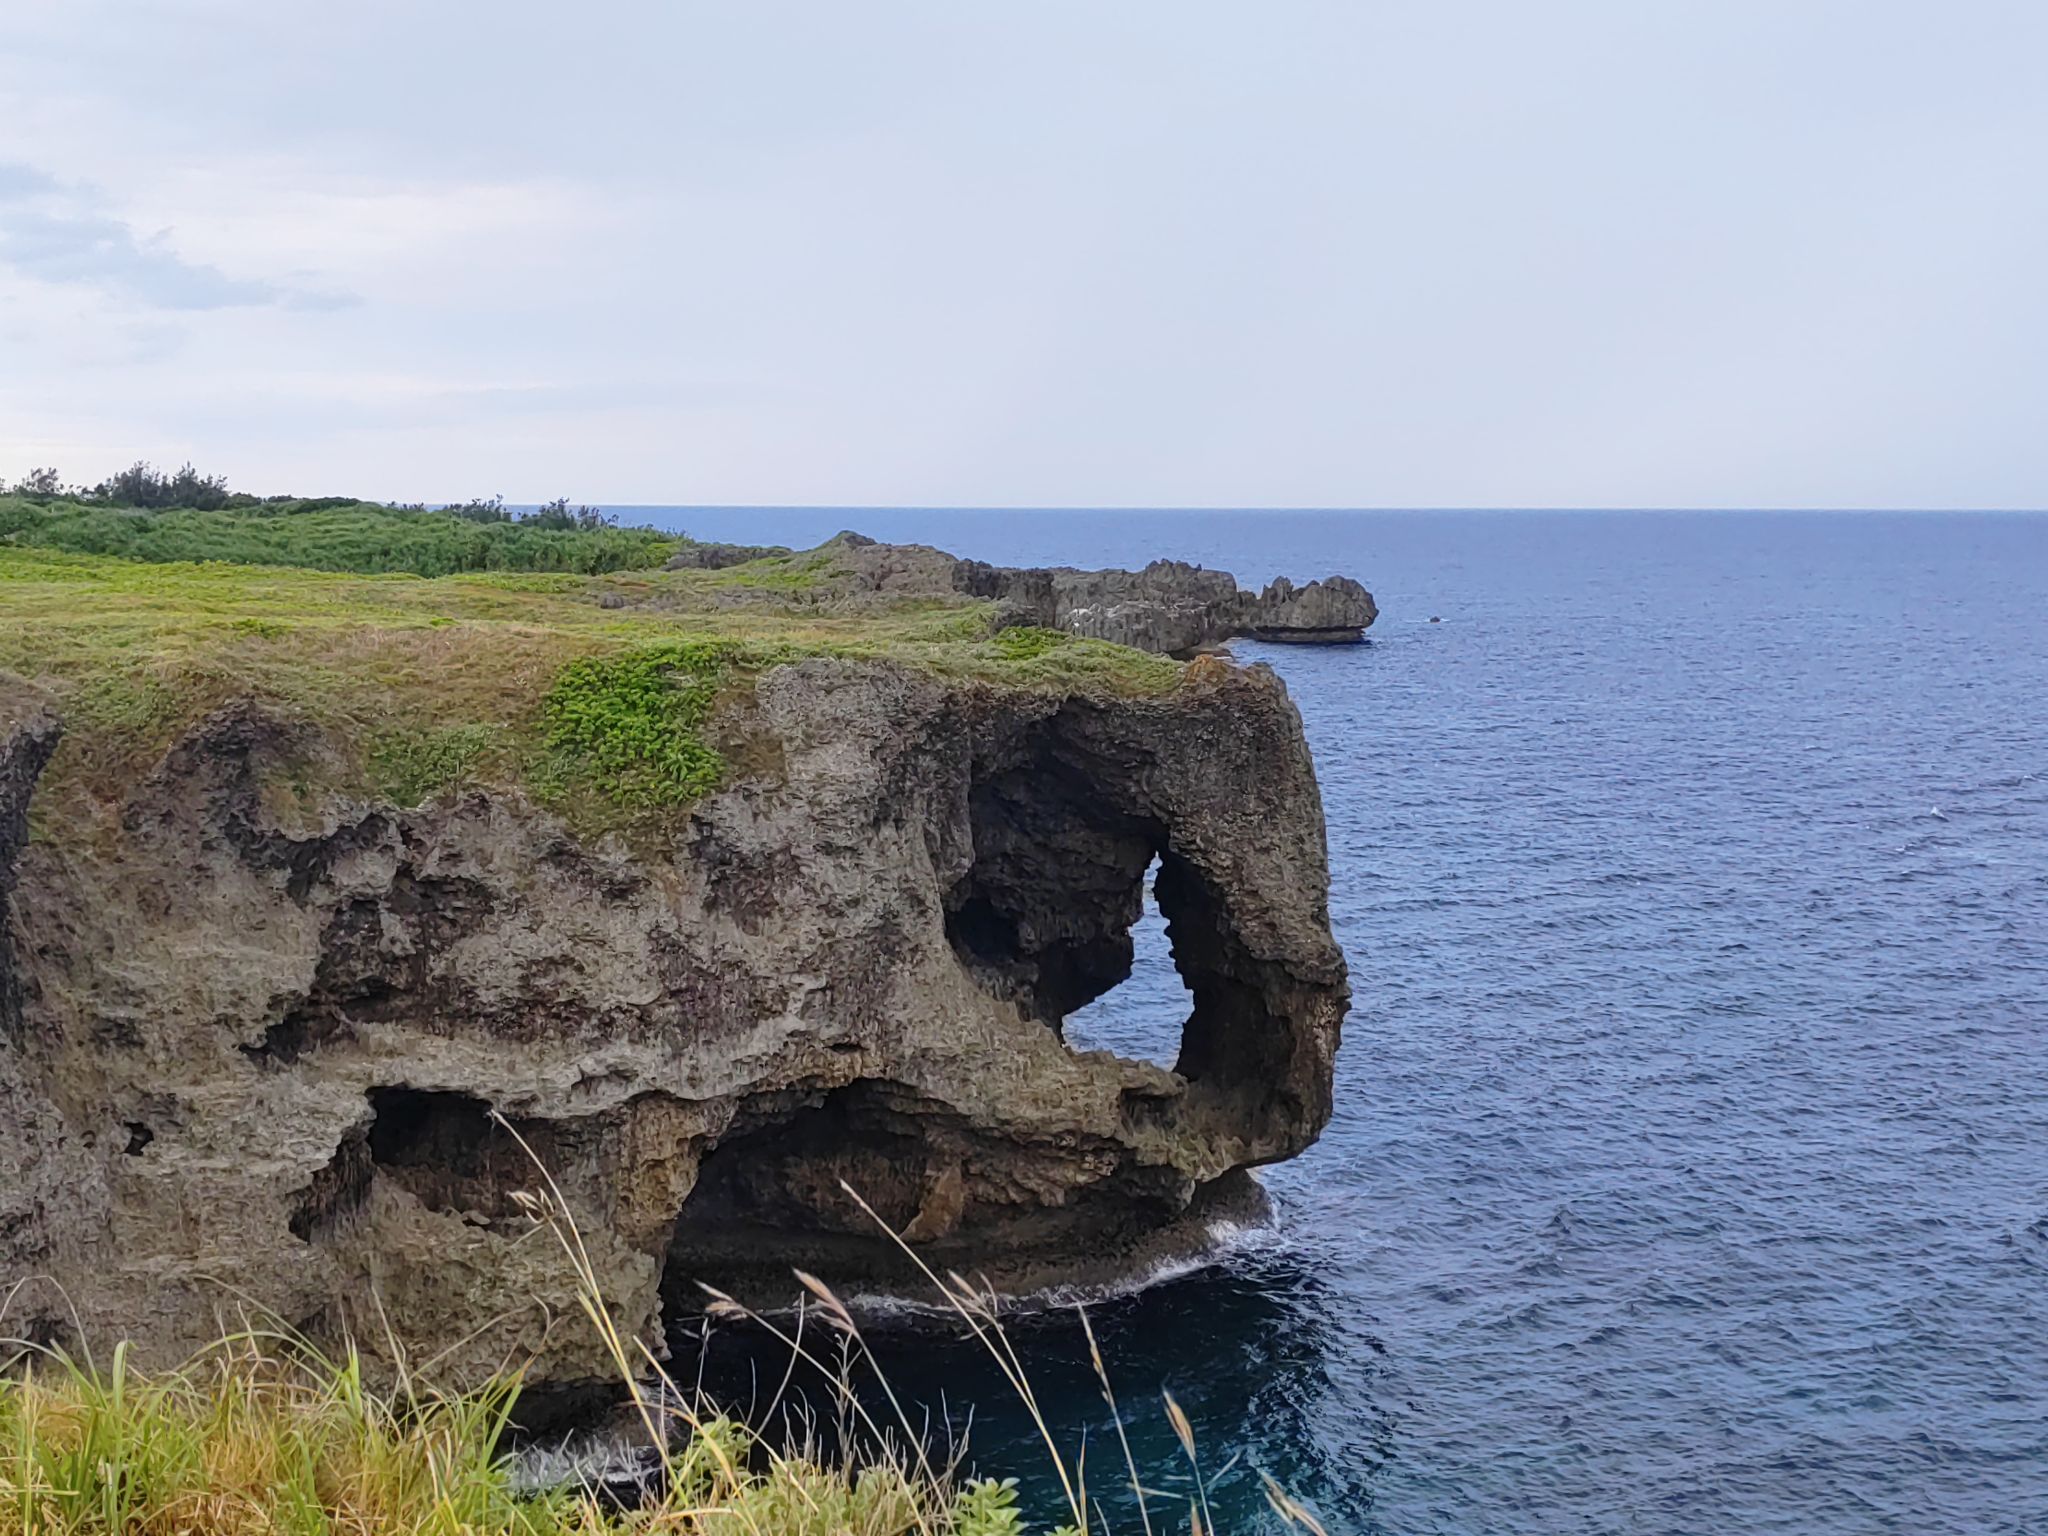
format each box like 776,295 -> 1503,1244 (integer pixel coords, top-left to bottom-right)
941,680 -> 1346,1158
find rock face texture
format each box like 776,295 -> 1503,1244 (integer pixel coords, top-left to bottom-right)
0,657 -> 1347,1387
0,690 -> 71,1299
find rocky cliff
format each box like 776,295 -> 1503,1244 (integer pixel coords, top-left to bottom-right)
0,646 -> 1347,1387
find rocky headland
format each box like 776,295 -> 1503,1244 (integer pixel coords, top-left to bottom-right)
667,531 -> 1379,654
0,531 -> 1365,1389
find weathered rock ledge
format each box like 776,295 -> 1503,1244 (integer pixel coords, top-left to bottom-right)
668,532 -> 1379,654
949,549 -> 1378,653
0,653 -> 1347,1387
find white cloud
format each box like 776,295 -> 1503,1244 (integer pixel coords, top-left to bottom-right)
1,1 -> 2045,506
0,162 -> 353,312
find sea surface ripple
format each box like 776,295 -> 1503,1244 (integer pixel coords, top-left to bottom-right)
656,508 -> 2048,1534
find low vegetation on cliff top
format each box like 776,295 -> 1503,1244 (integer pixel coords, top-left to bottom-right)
0,531 -> 1180,837
0,495 -> 683,577
1,463 -> 680,577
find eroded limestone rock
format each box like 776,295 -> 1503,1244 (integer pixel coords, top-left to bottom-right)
658,533 -> 1378,653
0,657 -> 1347,1386
950,553 -> 1378,652
827,533 -> 1378,652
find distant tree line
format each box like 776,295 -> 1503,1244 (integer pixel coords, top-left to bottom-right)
441,494 -> 614,530
0,464 -> 675,577
6,461 -> 238,511
2,463 -> 618,528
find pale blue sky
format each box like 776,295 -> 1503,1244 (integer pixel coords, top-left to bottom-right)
2,2 -> 2043,508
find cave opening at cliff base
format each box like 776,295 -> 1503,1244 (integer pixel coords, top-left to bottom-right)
658,1075 -> 1212,1311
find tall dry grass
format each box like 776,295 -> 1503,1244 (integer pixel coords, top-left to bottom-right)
0,1118 -> 1329,1534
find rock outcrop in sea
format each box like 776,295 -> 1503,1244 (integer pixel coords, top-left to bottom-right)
0,548 -> 1358,1390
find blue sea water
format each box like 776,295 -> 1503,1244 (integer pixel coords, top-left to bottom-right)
645,509 -> 2048,1534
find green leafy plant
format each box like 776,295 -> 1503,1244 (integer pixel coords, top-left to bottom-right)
540,640 -> 741,807
955,1477 -> 1027,1536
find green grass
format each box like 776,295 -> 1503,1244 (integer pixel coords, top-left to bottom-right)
0,1340 -> 956,1536
0,544 -> 1179,840
0,1143 -> 1328,1536
985,626 -> 1072,663
711,552 -> 845,593
370,724 -> 499,806
0,496 -> 682,578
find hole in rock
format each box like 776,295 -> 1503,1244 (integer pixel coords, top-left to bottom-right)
931,713 -> 1315,1192
943,732 -> 1180,1045
289,1088 -> 580,1242
945,895 -> 1021,973
1063,856 -> 1186,1069
368,1085 -> 491,1164
121,1122 -> 154,1156
666,1081 -> 949,1300
365,1086 -> 537,1221
239,1006 -> 355,1069
942,723 -> 1292,1093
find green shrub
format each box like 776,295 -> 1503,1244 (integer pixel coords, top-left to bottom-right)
0,496 -> 679,578
540,641 -> 742,807
91,460 -> 232,510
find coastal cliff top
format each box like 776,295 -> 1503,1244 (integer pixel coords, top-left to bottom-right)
0,499 -> 1367,838
0,538 -> 1158,835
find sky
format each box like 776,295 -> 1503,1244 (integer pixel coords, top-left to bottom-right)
2,2 -> 2044,509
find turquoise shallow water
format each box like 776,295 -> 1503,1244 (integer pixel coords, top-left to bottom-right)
642,509 -> 2048,1534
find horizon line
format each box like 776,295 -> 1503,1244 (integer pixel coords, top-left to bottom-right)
578,502 -> 2048,515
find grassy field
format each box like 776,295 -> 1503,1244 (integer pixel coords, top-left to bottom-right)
0,539 -> 1179,839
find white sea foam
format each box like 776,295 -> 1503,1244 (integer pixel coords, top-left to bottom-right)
839,1211 -> 1272,1321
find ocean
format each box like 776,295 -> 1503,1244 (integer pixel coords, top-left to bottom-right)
633,509 -> 2048,1533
